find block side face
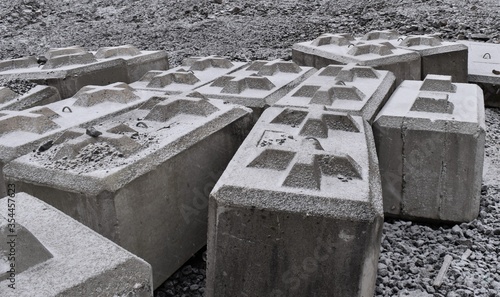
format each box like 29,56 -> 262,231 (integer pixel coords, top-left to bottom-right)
207,202 -> 382,297
421,50 -> 468,83
113,120 -> 246,287
373,118 -> 404,215
439,128 -> 485,222
459,41 -> 500,84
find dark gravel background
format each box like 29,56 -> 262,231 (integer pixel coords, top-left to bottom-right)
1,1 -> 499,296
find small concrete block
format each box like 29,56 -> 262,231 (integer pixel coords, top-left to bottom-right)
0,193 -> 153,297
458,41 -> 500,107
130,56 -> 246,94
292,33 -> 420,85
0,84 -> 157,197
195,59 -> 316,108
0,85 -> 61,111
207,106 -> 383,297
0,45 -> 169,98
274,64 -> 396,123
3,95 -> 253,287
373,75 -> 485,222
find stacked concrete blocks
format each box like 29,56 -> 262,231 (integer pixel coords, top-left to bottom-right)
292,33 -> 420,85
359,30 -> 468,82
0,82 -> 158,197
3,95 -> 253,287
274,64 -> 396,123
0,85 -> 61,111
0,193 -> 152,297
131,56 -> 246,94
207,106 -> 384,297
0,45 -> 168,98
373,75 -> 485,222
195,59 -> 316,109
458,41 -> 500,107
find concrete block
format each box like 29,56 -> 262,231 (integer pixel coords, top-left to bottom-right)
358,30 -> 468,82
292,33 -> 420,85
458,41 -> 500,107
274,64 -> 396,123
373,75 -> 485,222
3,95 -> 253,288
130,56 -> 246,94
0,85 -> 61,111
0,82 -> 158,197
195,59 -> 316,109
0,192 -> 152,297
0,45 -> 168,98
207,106 -> 383,297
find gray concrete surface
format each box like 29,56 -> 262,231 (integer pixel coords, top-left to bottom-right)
195,59 -> 316,108
274,64 -> 396,123
207,106 -> 383,297
0,45 -> 168,98
3,95 -> 253,288
130,56 -> 246,94
292,33 -> 421,86
0,82 -> 158,197
0,192 -> 152,297
458,41 -> 500,107
373,75 -> 485,222
0,85 -> 61,111
358,30 -> 468,83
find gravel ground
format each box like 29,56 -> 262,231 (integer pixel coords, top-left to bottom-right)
1,0 -> 499,296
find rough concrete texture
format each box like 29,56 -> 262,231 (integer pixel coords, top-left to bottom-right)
207,106 -> 383,297
0,192 -> 153,297
373,74 -> 485,222
0,85 -> 61,111
0,45 -> 168,98
130,56 -> 246,94
274,64 -> 395,123
358,30 -> 468,83
3,95 -> 253,288
195,59 -> 316,108
458,41 -> 500,107
0,82 -> 158,197
292,33 -> 421,86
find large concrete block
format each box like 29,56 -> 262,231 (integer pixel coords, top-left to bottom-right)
292,33 -> 421,86
358,30 -> 468,82
0,85 -> 61,111
274,64 -> 396,123
0,192 -> 152,297
458,41 -> 500,107
4,95 -> 253,288
130,56 -> 246,94
373,75 -> 485,222
0,82 -> 158,197
195,59 -> 316,109
207,106 -> 383,297
0,45 -> 168,98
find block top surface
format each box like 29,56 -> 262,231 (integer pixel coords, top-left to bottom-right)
5,94 -> 251,194
212,106 -> 382,219
293,33 -> 420,65
459,41 -> 500,84
195,59 -> 315,107
356,31 -> 467,55
0,193 -> 151,297
274,64 -> 394,115
0,45 -> 167,78
375,75 -> 484,125
130,56 -> 246,93
0,83 -> 157,159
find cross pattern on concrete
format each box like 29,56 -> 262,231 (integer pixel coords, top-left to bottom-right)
247,108 -> 362,190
